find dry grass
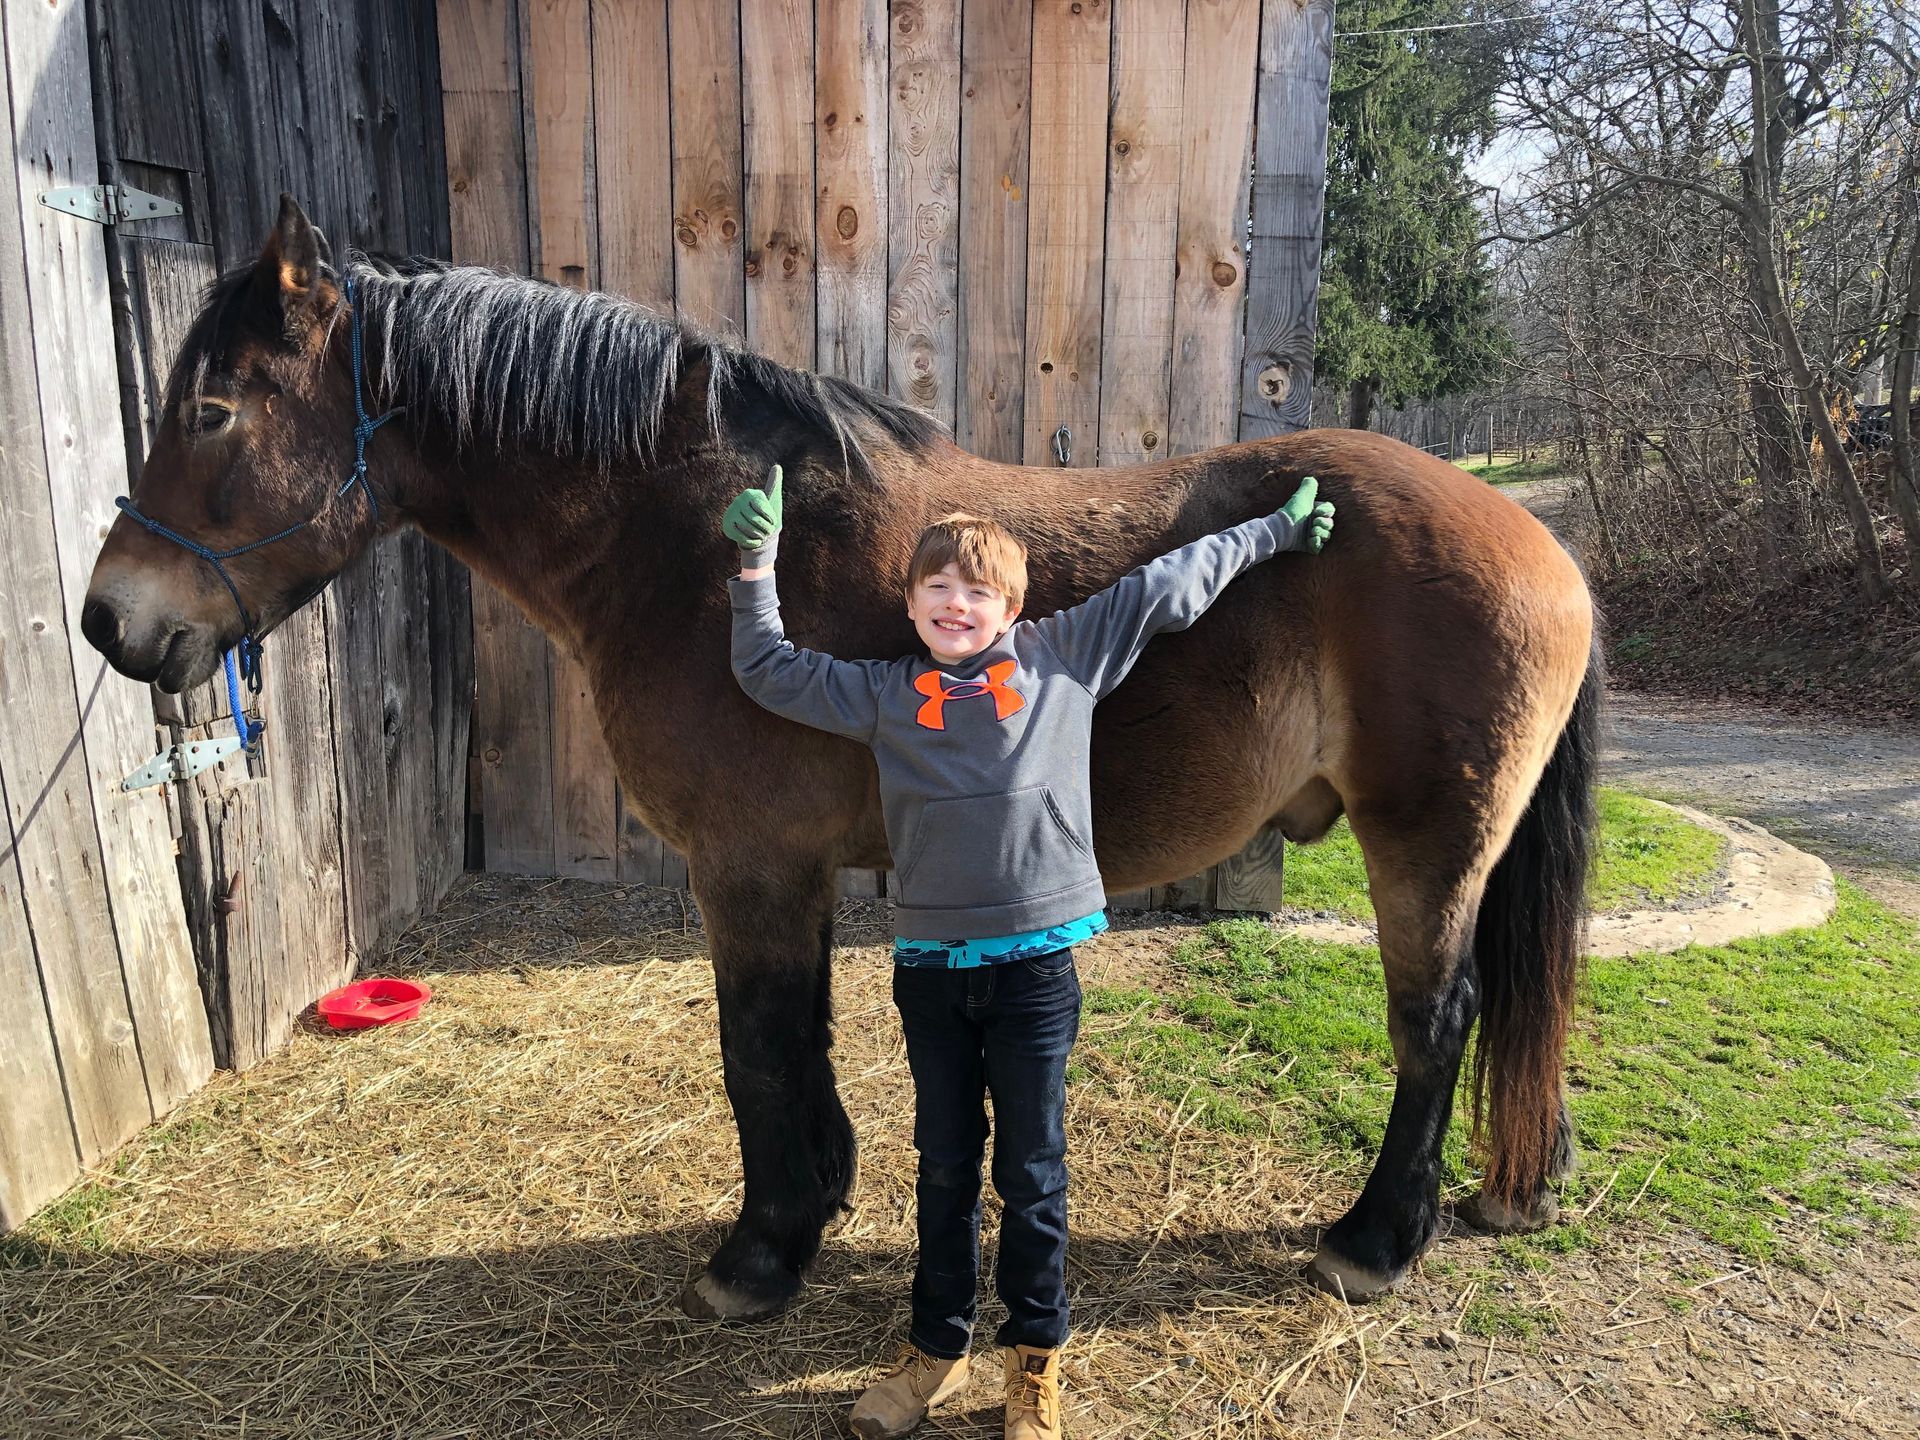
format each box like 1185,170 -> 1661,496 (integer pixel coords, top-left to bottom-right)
1,877 -> 1379,1439
7,875 -> 1916,1439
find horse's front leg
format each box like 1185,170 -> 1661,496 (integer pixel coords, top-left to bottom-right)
679,849 -> 858,1321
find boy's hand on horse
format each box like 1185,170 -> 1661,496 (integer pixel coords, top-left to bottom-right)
1279,476 -> 1336,553
724,463 -> 784,551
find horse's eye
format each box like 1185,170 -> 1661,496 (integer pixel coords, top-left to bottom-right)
186,402 -> 235,437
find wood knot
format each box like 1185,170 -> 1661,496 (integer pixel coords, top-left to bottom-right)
676,222 -> 698,247
824,111 -> 838,128
836,205 -> 859,239
719,218 -> 738,241
1211,260 -> 1237,288
1141,430 -> 1158,450
1258,362 -> 1290,401
1114,139 -> 1130,156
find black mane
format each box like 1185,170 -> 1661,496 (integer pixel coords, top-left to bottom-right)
173,256 -> 945,473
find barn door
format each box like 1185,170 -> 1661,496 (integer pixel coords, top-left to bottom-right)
83,0 -> 470,1070
0,0 -> 213,1228
85,0 -> 357,1070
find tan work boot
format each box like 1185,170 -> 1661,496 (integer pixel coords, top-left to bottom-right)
1002,1345 -> 1062,1439
848,1343 -> 970,1439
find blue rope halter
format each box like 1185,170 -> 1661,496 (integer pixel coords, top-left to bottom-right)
114,272 -> 398,750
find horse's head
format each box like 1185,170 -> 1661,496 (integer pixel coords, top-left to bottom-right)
83,195 -> 386,693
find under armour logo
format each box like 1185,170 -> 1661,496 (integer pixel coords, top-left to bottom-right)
913,660 -> 1026,731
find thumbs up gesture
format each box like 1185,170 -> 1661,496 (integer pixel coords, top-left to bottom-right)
723,463 -> 784,564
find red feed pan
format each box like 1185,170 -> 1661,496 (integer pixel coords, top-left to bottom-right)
316,977 -> 432,1029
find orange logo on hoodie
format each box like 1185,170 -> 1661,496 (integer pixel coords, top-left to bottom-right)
913,660 -> 1026,731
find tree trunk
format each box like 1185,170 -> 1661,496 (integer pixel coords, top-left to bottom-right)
1881,162 -> 1912,587
1347,376 -> 1377,430
1736,0 -> 1889,602
1568,386 -> 1620,567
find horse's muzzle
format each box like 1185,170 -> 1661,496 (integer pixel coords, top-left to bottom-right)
81,585 -> 224,693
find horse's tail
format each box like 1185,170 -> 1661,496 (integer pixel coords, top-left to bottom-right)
1469,632 -> 1603,1205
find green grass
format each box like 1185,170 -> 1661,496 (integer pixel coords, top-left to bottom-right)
1087,883 -> 1920,1262
1454,452 -> 1570,485
1283,787 -> 1727,923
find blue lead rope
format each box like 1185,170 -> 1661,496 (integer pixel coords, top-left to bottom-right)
224,648 -> 264,749
113,270 -> 397,752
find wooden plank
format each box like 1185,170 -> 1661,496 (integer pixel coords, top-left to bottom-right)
1097,0 -> 1184,468
668,0 -> 745,336
887,0 -> 961,426
158,4 -> 354,1056
837,870 -> 884,899
1214,0 -> 1331,914
592,0 -> 673,307
346,0 -> 431,936
528,0 -> 596,290
591,0 -> 680,887
1160,869 -> 1215,911
742,0 -> 816,368
6,0 -> 214,1119
189,0 -> 278,267
814,0 -> 887,389
359,1 -> 464,917
103,0 -> 205,173
1238,0 -> 1334,440
0,807 -> 77,1229
526,0 -> 617,881
956,0 -> 1032,461
1021,0 -> 1110,467
0,36 -> 113,1204
1167,0 -> 1259,456
291,1 -> 401,964
441,0 -> 558,877
1214,827 -> 1287,913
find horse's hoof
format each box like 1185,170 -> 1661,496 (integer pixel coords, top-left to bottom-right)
1455,1187 -> 1560,1235
679,1271 -> 791,1323
1306,1247 -> 1401,1303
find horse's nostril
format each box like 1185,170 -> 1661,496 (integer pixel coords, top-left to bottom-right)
80,596 -> 124,655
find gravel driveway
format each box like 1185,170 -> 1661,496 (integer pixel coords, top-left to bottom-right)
1603,692 -> 1920,917
1499,474 -> 1920,917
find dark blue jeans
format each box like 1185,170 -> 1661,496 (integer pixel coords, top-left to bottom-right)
891,949 -> 1081,1359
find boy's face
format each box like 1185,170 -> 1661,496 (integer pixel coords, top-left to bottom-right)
907,562 -> 1021,663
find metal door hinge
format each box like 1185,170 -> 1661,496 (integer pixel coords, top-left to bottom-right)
39,184 -> 182,226
121,737 -> 244,792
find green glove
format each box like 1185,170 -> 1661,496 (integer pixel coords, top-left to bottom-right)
1278,475 -> 1336,554
723,463 -> 783,565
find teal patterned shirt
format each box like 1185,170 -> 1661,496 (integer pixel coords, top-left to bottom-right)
893,911 -> 1108,969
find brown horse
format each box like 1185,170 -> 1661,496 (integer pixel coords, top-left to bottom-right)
84,198 -> 1598,1316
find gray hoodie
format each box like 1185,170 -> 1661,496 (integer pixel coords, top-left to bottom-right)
730,511 -> 1307,939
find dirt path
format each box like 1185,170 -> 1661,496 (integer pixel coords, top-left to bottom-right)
1604,692 -> 1920,917
1499,475 -> 1920,917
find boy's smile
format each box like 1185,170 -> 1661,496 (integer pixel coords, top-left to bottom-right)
907,562 -> 1022,663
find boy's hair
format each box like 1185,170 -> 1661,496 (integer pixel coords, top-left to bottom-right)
906,513 -> 1028,609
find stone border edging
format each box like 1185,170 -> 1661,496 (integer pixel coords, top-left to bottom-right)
1282,801 -> 1836,956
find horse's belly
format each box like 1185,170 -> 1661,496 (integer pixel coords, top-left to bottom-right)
1084,620 -> 1321,888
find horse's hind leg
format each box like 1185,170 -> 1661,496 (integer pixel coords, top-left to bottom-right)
1307,803 -> 1492,1301
680,853 -> 857,1321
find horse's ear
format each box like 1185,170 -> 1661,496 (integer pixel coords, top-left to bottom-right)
249,193 -> 323,331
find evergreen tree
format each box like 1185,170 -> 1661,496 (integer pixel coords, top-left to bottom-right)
1318,1 -> 1510,429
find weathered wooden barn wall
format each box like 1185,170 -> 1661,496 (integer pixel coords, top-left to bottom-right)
1,0 -> 469,1227
440,0 -> 1335,911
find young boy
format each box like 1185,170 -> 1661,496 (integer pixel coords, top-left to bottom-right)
724,467 -> 1333,1440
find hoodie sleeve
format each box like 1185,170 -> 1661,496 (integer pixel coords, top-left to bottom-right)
1029,511 -> 1304,700
730,571 -> 891,740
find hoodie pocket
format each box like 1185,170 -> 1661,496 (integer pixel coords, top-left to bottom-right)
897,785 -> 1092,910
